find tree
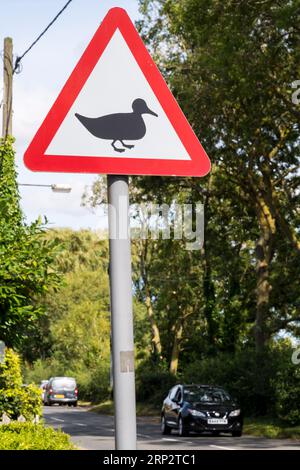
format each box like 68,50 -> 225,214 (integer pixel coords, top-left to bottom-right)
0,138 -> 61,348
20,229 -> 111,367
138,0 -> 300,352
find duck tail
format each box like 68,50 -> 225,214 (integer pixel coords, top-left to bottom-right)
75,112 -> 93,130
75,112 -> 85,124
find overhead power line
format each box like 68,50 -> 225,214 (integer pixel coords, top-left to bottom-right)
13,0 -> 73,74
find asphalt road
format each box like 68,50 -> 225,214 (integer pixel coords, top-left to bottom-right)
43,406 -> 300,450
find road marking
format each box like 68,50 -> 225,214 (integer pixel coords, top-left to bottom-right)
75,423 -> 87,427
162,438 -> 180,442
210,445 -> 236,450
51,418 -> 65,422
137,433 -> 152,439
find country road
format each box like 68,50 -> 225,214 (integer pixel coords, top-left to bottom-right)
43,406 -> 300,450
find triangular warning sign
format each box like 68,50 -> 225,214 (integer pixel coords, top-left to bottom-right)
24,8 -> 211,177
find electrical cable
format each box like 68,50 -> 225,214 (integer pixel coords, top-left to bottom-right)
13,0 -> 73,74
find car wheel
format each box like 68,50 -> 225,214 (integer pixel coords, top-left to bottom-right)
232,430 -> 242,437
68,403 -> 72,407
73,402 -> 78,407
161,415 -> 171,435
178,417 -> 189,437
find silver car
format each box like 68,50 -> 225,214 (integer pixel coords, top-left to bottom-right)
45,377 -> 78,407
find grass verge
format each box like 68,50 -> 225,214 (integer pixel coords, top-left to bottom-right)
244,418 -> 300,440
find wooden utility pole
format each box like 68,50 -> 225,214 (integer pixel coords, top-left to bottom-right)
2,37 -> 13,138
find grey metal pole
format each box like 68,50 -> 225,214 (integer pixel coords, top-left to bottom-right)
107,174 -> 136,450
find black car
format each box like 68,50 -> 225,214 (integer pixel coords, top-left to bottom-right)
161,384 -> 243,437
45,377 -> 78,407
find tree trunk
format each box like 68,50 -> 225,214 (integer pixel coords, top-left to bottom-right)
203,261 -> 217,346
201,183 -> 217,348
254,196 -> 276,353
145,286 -> 162,356
138,238 -> 162,358
169,321 -> 183,375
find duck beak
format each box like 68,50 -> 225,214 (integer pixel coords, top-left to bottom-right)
146,106 -> 158,117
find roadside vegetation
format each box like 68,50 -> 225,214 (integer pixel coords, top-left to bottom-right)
0,423 -> 75,450
0,349 -> 41,420
0,0 -> 300,445
244,418 -> 300,440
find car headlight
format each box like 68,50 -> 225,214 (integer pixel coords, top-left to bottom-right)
229,409 -> 241,417
189,409 -> 206,418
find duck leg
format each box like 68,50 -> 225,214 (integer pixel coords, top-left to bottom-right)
120,140 -> 135,150
111,140 -> 125,153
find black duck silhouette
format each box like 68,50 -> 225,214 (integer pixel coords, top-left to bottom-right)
75,98 -> 158,153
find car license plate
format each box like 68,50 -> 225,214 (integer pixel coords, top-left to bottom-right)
207,418 -> 228,425
54,394 -> 64,398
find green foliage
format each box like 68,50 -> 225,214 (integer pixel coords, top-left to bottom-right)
244,417 -> 300,440
0,423 -> 75,450
271,344 -> 300,425
23,358 -> 63,385
183,351 -> 275,416
75,366 -> 110,403
0,349 -> 42,420
0,385 -> 42,421
136,360 -> 177,406
0,136 -> 21,225
22,229 -> 112,402
21,229 -> 110,365
0,138 -> 61,347
0,348 -> 22,388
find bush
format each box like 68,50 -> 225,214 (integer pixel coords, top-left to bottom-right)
182,350 -> 277,416
136,361 -> 177,406
272,345 -> 300,425
76,366 -> 111,403
0,348 -> 22,389
23,357 -> 65,385
0,423 -> 75,450
0,349 -> 42,420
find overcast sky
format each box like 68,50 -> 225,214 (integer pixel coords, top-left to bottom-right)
1,0 -> 140,230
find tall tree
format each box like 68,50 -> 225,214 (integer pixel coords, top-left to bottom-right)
138,0 -> 300,352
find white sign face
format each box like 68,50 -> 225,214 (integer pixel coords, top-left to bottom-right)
45,30 -> 191,161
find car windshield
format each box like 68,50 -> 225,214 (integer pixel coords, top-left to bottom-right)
52,378 -> 76,391
183,387 -> 231,403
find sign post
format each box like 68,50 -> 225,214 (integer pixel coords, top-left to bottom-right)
107,175 -> 136,449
